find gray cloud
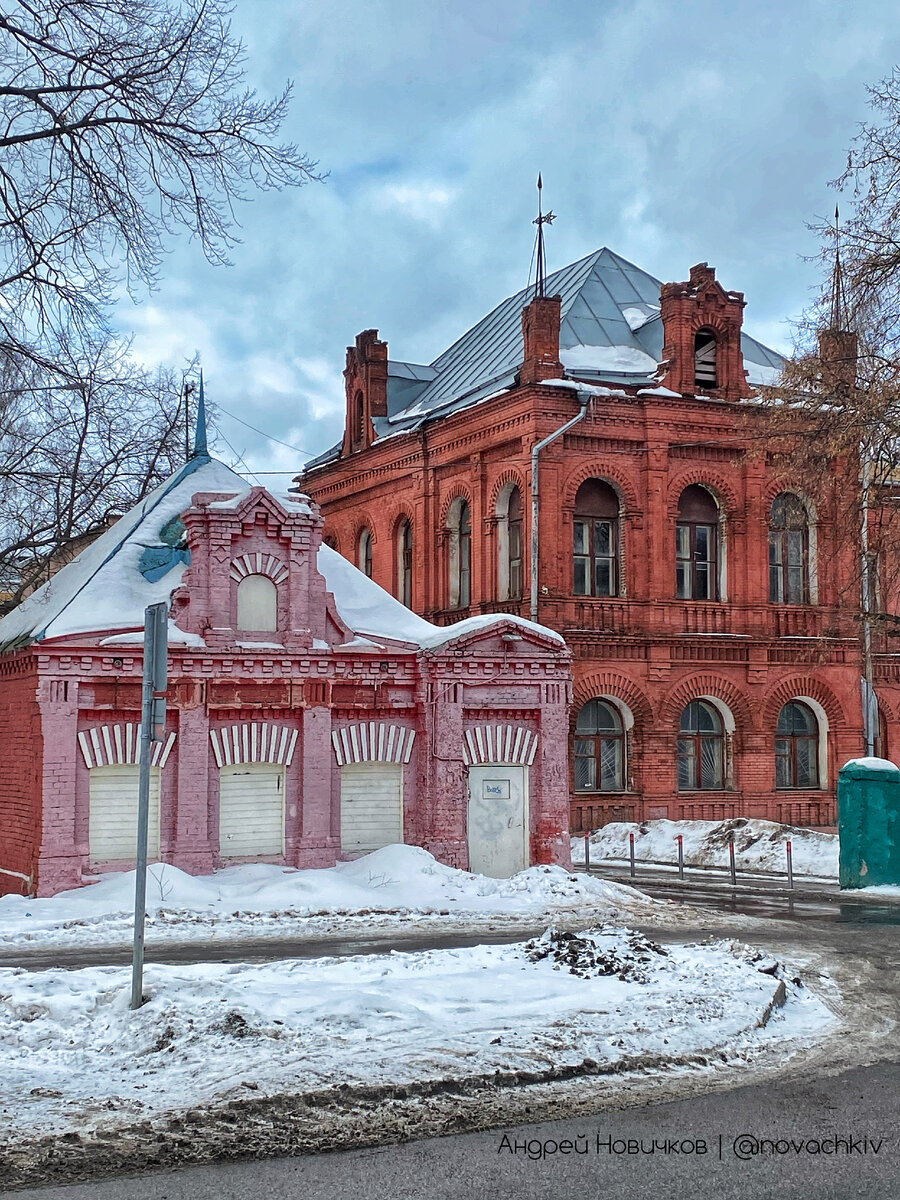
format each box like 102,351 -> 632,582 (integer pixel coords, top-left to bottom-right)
114,0 -> 900,477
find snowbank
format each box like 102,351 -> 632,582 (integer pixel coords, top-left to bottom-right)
0,928 -> 831,1141
0,846 -> 656,951
572,818 -> 838,878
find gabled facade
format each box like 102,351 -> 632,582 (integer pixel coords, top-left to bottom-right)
301,248 -> 880,831
0,456 -> 572,896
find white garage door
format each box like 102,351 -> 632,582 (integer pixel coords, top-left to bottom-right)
89,765 -> 161,861
219,765 -> 285,857
340,762 -> 403,854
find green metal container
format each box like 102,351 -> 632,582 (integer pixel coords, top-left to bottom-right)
838,759 -> 900,889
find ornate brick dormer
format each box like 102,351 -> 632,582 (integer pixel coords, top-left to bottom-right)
342,328 -> 388,456
658,263 -> 752,401
520,293 -> 563,385
171,487 -> 351,650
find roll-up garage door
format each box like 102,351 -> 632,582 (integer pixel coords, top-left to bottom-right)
340,762 -> 403,854
89,764 -> 161,860
219,764 -> 285,857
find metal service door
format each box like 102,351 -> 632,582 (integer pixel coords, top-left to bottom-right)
467,764 -> 528,878
89,765 -> 161,860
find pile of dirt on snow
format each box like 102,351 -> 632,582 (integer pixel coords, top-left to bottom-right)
524,927 -> 667,983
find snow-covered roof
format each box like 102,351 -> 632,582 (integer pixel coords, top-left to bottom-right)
0,457 -> 248,651
0,457 -> 563,653
303,247 -> 786,472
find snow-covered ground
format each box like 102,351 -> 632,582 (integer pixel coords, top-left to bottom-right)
0,926 -> 832,1141
572,818 -> 838,878
0,846 -> 661,952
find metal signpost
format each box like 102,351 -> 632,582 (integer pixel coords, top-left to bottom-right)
130,602 -> 168,1010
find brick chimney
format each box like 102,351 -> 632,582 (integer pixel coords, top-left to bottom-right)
342,329 -> 388,456
520,294 -> 563,386
659,263 -> 752,401
818,327 -> 858,395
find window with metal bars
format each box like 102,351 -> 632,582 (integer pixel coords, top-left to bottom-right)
677,700 -> 725,790
775,701 -> 819,789
574,699 -> 625,792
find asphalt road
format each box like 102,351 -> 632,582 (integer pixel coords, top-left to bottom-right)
4,881 -> 899,1198
7,1062 -> 898,1200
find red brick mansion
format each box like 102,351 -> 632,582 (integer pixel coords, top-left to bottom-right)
300,247 -> 890,830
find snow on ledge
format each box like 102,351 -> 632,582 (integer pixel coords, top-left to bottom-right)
841,756 -> 900,772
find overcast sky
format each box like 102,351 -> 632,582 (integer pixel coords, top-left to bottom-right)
113,0 -> 900,484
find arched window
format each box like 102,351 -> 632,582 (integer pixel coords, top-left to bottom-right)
573,479 -> 619,596
354,391 -> 366,446
775,702 -> 819,789
447,498 -> 471,609
507,487 -> 524,599
694,328 -> 717,389
677,700 -> 724,790
574,699 -> 625,792
358,528 -> 373,578
397,520 -> 413,608
237,574 -> 278,632
769,493 -> 809,604
676,485 -> 719,600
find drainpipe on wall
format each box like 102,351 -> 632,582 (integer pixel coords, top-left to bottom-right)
530,389 -> 591,624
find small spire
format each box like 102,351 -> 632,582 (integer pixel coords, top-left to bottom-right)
829,204 -> 851,332
192,370 -> 208,458
533,173 -> 556,300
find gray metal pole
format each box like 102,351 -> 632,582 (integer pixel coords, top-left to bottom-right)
530,393 -> 590,624
629,831 -> 635,879
676,834 -> 684,880
786,839 -> 794,891
584,832 -> 590,873
130,602 -> 168,1011
729,839 -> 737,887
130,671 -> 154,1010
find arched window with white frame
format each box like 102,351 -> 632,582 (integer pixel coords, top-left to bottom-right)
676,485 -> 722,600
446,497 -> 472,609
769,493 -> 811,605
775,701 -> 820,789
677,700 -> 725,790
573,479 -> 620,597
574,699 -> 625,792
358,528 -> 373,578
496,483 -> 524,601
396,519 -> 413,608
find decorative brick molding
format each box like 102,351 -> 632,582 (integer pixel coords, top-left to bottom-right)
77,724 -> 176,769
463,724 -> 538,765
229,553 -> 289,584
331,722 -> 416,765
210,722 -> 298,767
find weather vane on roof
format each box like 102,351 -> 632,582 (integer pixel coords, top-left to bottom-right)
533,173 -> 556,300
829,203 -> 850,333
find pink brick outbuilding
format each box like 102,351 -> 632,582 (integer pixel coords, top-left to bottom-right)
0,457 -> 572,896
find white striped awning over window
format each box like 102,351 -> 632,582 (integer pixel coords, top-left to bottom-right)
78,724 -> 176,769
210,723 -> 298,768
331,723 -> 416,766
463,724 -> 538,766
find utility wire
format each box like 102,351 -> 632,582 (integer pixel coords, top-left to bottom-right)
214,401 -> 316,458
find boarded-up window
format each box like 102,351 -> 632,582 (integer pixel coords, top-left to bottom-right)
237,573 -> 277,631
